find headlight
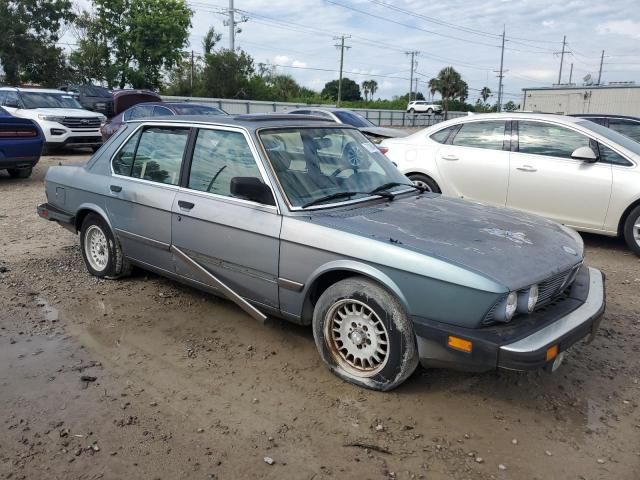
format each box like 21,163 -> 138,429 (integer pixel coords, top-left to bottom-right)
38,114 -> 65,123
517,285 -> 539,314
495,292 -> 518,323
98,114 -> 107,125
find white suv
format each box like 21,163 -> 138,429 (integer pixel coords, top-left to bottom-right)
407,101 -> 442,115
0,87 -> 106,151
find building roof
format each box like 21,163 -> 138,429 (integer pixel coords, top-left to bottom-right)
522,84 -> 640,92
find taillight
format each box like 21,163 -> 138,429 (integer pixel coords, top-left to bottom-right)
0,129 -> 38,138
377,146 -> 389,155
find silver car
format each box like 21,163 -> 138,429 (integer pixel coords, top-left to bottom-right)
38,114 -> 605,391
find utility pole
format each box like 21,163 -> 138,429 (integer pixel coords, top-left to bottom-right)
569,62 -> 573,85
225,0 -> 248,51
557,35 -> 567,85
597,49 -> 605,85
414,78 -> 418,99
334,35 -> 351,106
190,50 -> 194,96
496,26 -> 506,112
405,51 -> 419,102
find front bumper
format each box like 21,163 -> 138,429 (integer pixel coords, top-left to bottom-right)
40,120 -> 102,147
412,266 -> 605,372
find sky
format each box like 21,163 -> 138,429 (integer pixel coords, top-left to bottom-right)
73,0 -> 640,103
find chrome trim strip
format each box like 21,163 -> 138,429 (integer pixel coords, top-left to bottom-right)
170,245 -> 267,323
277,277 -> 304,292
115,228 -> 170,250
500,267 -> 604,354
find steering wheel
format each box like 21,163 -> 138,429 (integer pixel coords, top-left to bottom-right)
331,141 -> 362,178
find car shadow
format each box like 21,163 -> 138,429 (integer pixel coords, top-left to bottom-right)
581,231 -> 628,253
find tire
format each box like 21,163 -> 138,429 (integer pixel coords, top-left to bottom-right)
408,108 -> 415,114
426,108 -> 433,114
7,167 -> 32,179
623,205 -> 640,256
407,173 -> 441,193
312,277 -> 419,391
80,213 -> 131,279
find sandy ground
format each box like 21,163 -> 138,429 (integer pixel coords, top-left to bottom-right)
1,153 -> 639,480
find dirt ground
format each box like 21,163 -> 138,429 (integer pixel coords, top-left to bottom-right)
1,153 -> 639,480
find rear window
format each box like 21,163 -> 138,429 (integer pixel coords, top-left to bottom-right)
172,105 -> 227,115
430,125 -> 458,144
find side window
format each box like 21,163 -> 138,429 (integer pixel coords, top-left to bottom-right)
430,125 -> 458,144
127,105 -> 154,120
451,121 -> 506,150
4,92 -> 20,108
518,121 -> 590,158
608,119 -> 640,143
0,92 -> 7,105
188,129 -> 263,199
112,129 -> 141,176
598,143 -> 633,167
153,106 -> 173,117
130,127 -> 189,185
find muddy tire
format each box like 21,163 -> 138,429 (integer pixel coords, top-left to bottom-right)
407,173 -> 441,193
312,277 -> 419,391
7,167 -> 32,179
80,213 -> 131,279
623,205 -> 640,256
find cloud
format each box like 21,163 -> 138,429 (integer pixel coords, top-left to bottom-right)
291,60 -> 307,68
597,20 -> 640,39
274,55 -> 291,65
542,20 -> 555,28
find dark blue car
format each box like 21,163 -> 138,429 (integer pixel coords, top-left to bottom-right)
0,107 -> 44,179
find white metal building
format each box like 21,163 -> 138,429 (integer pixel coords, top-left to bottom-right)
521,84 -> 640,115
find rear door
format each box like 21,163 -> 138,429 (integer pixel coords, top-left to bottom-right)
507,120 -> 612,230
107,125 -> 191,272
435,120 -> 511,206
171,126 -> 281,308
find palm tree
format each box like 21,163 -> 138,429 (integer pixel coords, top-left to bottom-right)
368,79 -> 378,100
480,86 -> 491,103
428,66 -> 467,119
361,80 -> 370,101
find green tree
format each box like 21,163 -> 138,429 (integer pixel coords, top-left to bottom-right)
71,0 -> 192,89
202,48 -> 255,99
480,86 -> 492,103
321,78 -> 361,102
0,0 -> 75,86
361,79 -> 379,101
428,67 -> 468,118
503,100 -> 520,112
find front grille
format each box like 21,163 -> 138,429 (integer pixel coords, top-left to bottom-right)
61,117 -> 101,129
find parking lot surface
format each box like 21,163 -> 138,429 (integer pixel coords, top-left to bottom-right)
1,153 -> 639,479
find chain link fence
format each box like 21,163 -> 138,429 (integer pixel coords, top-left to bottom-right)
161,95 -> 468,127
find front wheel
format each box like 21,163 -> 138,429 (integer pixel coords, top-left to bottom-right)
623,206 -> 640,256
407,173 -> 441,193
426,108 -> 433,114
312,277 -> 419,391
7,167 -> 32,179
408,108 -> 415,114
80,213 -> 131,279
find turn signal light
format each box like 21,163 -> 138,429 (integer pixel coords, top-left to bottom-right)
377,146 -> 389,155
448,336 -> 472,353
546,345 -> 559,361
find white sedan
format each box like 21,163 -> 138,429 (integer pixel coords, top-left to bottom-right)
381,113 -> 640,255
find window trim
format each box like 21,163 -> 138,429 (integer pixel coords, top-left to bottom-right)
448,120 -> 510,151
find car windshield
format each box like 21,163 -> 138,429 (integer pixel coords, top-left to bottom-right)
21,92 -> 83,109
81,85 -> 111,97
259,127 -> 412,208
172,105 -> 227,115
333,111 -> 375,128
577,120 -> 640,156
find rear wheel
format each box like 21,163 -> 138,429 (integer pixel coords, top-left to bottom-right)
7,167 -> 32,179
623,206 -> 640,256
407,173 -> 441,193
426,108 -> 433,114
312,277 -> 419,391
80,213 -> 131,279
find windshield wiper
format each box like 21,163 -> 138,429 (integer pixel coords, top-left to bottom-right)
302,188 -> 395,208
369,182 -> 426,196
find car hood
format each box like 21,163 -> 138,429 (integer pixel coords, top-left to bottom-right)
23,108 -> 103,117
359,126 -> 409,138
305,194 -> 583,290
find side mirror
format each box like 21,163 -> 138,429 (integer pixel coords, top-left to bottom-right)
230,177 -> 275,206
571,146 -> 598,163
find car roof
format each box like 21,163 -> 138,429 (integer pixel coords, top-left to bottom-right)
291,107 -> 359,113
127,113 -> 343,131
436,112 -> 586,125
0,87 -> 68,94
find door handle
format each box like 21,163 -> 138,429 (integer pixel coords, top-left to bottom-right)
516,165 -> 537,172
110,185 -> 122,192
441,155 -> 459,161
178,200 -> 195,210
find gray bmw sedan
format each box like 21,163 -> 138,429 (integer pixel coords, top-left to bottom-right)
37,114 -> 605,390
